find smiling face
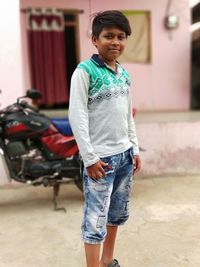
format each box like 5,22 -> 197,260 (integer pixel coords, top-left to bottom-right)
92,27 -> 127,68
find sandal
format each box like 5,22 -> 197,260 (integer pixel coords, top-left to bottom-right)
107,259 -> 120,267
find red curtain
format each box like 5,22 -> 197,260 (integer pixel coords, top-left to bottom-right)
27,9 -> 69,106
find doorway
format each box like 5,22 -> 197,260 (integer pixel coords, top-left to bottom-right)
26,9 -> 80,109
64,13 -> 80,97
191,3 -> 200,109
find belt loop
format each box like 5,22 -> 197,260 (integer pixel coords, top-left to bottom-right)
122,151 -> 125,161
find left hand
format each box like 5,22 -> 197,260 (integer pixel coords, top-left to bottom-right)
133,155 -> 141,174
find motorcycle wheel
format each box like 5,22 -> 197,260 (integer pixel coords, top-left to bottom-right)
74,175 -> 83,192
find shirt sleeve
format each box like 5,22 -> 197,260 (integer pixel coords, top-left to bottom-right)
68,68 -> 100,167
127,89 -> 140,156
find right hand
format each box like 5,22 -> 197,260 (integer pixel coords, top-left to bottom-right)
86,160 -> 108,179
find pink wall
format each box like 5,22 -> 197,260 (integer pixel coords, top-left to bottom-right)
0,0 -> 193,184
90,0 -> 191,111
20,0 -> 191,111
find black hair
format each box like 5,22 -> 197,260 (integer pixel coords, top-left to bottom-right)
92,10 -> 132,38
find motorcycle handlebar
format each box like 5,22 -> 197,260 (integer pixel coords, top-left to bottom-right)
19,101 -> 39,112
0,101 -> 38,118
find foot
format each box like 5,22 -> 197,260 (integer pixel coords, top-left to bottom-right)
107,259 -> 120,267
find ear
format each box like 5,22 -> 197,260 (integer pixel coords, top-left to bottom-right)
92,36 -> 97,47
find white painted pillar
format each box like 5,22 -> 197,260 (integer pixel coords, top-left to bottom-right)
0,0 -> 24,184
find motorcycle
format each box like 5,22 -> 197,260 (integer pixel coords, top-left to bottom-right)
0,89 -> 83,211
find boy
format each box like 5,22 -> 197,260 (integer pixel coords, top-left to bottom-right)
69,10 -> 141,267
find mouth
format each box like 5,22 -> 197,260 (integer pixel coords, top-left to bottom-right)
109,49 -> 120,52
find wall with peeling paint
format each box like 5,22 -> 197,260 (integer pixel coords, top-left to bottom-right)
137,121 -> 200,176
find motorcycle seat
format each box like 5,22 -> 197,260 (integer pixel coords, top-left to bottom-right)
51,118 -> 73,136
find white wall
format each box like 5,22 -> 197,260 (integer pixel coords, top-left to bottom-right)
0,0 -> 24,184
0,1 -> 24,108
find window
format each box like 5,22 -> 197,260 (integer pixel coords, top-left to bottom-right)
119,11 -> 151,64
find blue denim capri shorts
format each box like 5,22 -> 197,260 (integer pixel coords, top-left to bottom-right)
81,147 -> 134,244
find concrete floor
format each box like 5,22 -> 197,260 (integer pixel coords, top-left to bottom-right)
0,175 -> 200,267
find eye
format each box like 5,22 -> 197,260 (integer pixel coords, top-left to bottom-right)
104,35 -> 113,39
118,35 -> 126,40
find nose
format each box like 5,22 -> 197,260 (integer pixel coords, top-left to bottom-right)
112,37 -> 120,45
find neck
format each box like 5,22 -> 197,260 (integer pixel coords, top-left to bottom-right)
108,63 -> 117,71
98,55 -> 116,70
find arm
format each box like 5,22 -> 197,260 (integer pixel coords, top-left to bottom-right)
68,68 -> 107,178
127,90 -> 141,173
68,68 -> 99,167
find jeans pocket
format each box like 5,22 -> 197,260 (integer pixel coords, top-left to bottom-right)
129,147 -> 135,169
101,156 -> 115,175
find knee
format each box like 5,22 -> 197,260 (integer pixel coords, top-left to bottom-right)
108,199 -> 130,225
82,215 -> 107,244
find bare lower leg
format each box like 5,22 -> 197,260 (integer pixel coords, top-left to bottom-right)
100,225 -> 118,267
84,243 -> 101,267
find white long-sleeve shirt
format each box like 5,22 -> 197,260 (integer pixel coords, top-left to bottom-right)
69,54 -> 139,167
